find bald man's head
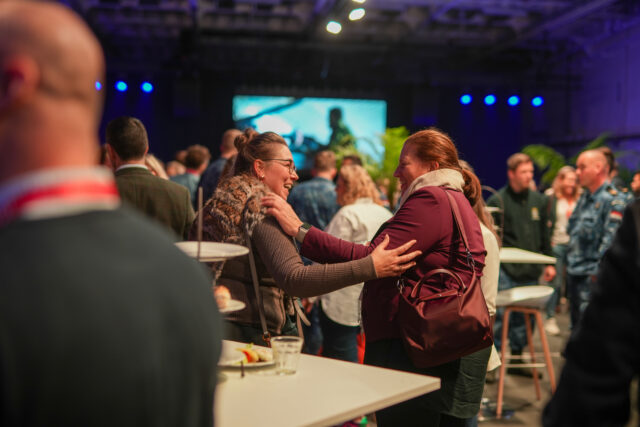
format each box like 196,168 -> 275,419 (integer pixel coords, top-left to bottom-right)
0,1 -> 105,118
0,1 -> 106,183
576,150 -> 608,193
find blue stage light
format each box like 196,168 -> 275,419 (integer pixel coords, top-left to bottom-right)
507,95 -> 520,106
460,94 -> 472,105
115,81 -> 128,92
95,81 -> 102,91
141,82 -> 154,93
532,96 -> 544,107
484,94 -> 496,106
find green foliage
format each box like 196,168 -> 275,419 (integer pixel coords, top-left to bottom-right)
522,132 -> 637,188
521,145 -> 566,186
377,127 -> 409,207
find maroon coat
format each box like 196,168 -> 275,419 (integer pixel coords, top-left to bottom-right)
301,186 -> 486,342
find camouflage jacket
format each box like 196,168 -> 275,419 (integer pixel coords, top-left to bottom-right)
566,182 -> 632,276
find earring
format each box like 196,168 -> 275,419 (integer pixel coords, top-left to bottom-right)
260,175 -> 265,180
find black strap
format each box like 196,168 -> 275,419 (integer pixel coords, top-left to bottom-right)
244,228 -> 271,346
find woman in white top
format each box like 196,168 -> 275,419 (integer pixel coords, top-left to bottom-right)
320,165 -> 393,362
545,166 -> 579,335
459,161 -> 501,427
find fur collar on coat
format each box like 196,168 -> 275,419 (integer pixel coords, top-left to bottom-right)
191,174 -> 270,278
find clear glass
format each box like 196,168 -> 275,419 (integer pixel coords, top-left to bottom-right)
271,336 -> 304,375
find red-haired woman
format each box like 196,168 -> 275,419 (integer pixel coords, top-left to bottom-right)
264,128 -> 490,426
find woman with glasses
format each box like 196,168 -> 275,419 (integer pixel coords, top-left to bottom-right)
190,128 -> 420,345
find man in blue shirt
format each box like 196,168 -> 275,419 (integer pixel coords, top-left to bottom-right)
288,150 -> 339,230
288,150 -> 339,354
198,129 -> 241,202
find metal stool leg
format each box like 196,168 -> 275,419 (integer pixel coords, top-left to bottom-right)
496,307 -> 512,419
534,310 -> 556,392
524,312 -> 542,400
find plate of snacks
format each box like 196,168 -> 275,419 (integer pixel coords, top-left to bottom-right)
215,285 -> 246,314
218,341 -> 274,368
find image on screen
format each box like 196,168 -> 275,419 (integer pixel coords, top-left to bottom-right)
232,95 -> 387,170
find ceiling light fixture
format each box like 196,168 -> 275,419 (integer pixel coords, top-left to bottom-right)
326,21 -> 342,34
349,8 -> 365,21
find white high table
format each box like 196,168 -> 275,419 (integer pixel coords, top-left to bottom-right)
499,247 -> 556,264
215,341 -> 440,427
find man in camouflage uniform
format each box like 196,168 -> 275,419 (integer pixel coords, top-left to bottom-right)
566,149 -> 632,331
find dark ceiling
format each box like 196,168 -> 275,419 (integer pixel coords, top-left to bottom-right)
65,0 -> 640,87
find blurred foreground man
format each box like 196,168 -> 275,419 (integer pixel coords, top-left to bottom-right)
543,201 -> 640,426
0,2 -> 221,426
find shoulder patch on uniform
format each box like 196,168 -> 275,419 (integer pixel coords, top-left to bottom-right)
610,210 -> 623,220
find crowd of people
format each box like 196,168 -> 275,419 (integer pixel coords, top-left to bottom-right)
2,1 -> 640,426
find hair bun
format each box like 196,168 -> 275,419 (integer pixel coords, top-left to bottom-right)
234,128 -> 258,153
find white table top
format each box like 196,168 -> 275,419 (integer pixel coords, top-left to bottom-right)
215,341 -> 440,427
499,247 -> 556,264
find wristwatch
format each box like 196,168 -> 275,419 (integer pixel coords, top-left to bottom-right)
295,222 -> 312,243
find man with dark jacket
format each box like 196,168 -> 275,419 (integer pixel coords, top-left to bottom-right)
488,153 -> 555,371
0,3 -> 221,425
543,201 -> 640,426
106,116 -> 195,240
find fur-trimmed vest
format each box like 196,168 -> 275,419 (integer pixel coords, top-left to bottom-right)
190,174 -> 295,334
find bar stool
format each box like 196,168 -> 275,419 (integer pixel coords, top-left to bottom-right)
495,285 -> 557,418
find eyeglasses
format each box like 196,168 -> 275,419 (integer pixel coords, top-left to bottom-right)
264,158 -> 297,174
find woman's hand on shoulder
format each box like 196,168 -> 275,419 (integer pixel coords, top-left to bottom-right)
262,194 -> 302,237
370,234 -> 421,278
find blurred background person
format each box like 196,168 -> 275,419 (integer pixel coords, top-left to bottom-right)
460,160 -> 501,425
288,150 -> 340,354
319,165 -> 392,363
145,153 -> 169,179
631,170 -> 640,199
106,116 -> 195,240
487,153 -> 555,376
166,160 -> 186,177
200,128 -> 241,201
170,144 -> 211,209
544,166 -> 579,336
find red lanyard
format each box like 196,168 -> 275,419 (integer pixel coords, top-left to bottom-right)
0,180 -> 119,227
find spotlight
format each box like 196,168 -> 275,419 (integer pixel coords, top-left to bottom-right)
460,94 -> 472,105
95,81 -> 102,91
532,96 -> 544,107
141,82 -> 154,93
484,94 -> 496,106
326,21 -> 342,34
349,8 -> 365,20
507,95 -> 520,106
115,81 -> 128,92
352,0 -> 366,3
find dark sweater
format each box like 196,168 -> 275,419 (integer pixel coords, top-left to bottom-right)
488,186 -> 553,282
0,207 -> 221,427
